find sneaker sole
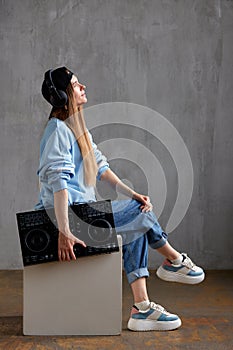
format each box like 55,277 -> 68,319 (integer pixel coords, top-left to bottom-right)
127,317 -> 182,331
156,266 -> 205,284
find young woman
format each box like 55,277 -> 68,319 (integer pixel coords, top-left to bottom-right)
35,66 -> 205,332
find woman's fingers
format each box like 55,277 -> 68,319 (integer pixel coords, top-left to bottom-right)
133,192 -> 153,212
141,195 -> 153,212
59,247 -> 76,261
58,243 -> 66,262
75,238 -> 86,248
69,248 -> 77,261
58,234 -> 86,262
140,202 -> 153,212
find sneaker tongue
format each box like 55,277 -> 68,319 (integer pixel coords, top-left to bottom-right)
182,254 -> 186,262
182,254 -> 194,269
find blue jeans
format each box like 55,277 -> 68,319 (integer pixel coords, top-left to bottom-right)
112,199 -> 168,284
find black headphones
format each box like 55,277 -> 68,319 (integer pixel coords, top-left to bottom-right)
44,69 -> 68,108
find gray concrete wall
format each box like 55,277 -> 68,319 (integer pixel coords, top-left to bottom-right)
0,0 -> 232,269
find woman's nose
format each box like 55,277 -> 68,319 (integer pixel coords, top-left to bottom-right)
80,83 -> 86,90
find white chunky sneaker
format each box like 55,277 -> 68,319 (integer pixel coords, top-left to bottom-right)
127,302 -> 182,331
156,253 -> 205,285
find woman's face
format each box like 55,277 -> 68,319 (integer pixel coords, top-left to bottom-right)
71,75 -> 87,106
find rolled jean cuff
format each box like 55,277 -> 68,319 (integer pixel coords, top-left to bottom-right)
149,233 -> 167,249
126,267 -> 150,284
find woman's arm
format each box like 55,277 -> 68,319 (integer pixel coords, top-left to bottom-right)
100,168 -> 153,212
54,189 -> 86,262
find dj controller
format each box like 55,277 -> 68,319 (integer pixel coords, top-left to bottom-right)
16,200 -> 119,266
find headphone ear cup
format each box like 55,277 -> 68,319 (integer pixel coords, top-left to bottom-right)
42,69 -> 68,108
50,90 -> 67,108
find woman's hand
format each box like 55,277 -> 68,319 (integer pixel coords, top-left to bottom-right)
54,189 -> 86,262
58,230 -> 86,262
132,192 -> 153,212
100,169 -> 153,212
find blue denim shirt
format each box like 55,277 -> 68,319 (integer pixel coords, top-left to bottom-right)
35,117 -> 109,209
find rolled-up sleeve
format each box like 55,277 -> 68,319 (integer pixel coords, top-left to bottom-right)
38,126 -> 75,193
88,131 -> 110,180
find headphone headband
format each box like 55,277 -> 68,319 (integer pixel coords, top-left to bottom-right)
42,68 -> 69,108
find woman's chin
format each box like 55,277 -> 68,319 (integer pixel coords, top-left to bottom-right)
81,97 -> 88,105
77,99 -> 87,107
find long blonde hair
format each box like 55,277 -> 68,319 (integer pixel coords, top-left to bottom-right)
49,83 -> 98,187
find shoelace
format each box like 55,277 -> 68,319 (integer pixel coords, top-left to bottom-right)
149,302 -> 170,315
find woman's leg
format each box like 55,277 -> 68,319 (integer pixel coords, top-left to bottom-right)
128,241 -> 185,303
120,226 -> 181,331
121,233 -> 149,285
112,199 -> 167,249
112,199 -> 204,285
112,199 -> 178,298
112,199 -> 185,260
112,199 -> 179,258
112,199 -> 182,331
130,277 -> 149,303
157,241 -> 180,260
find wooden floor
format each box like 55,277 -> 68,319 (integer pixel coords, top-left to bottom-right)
0,269 -> 233,350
